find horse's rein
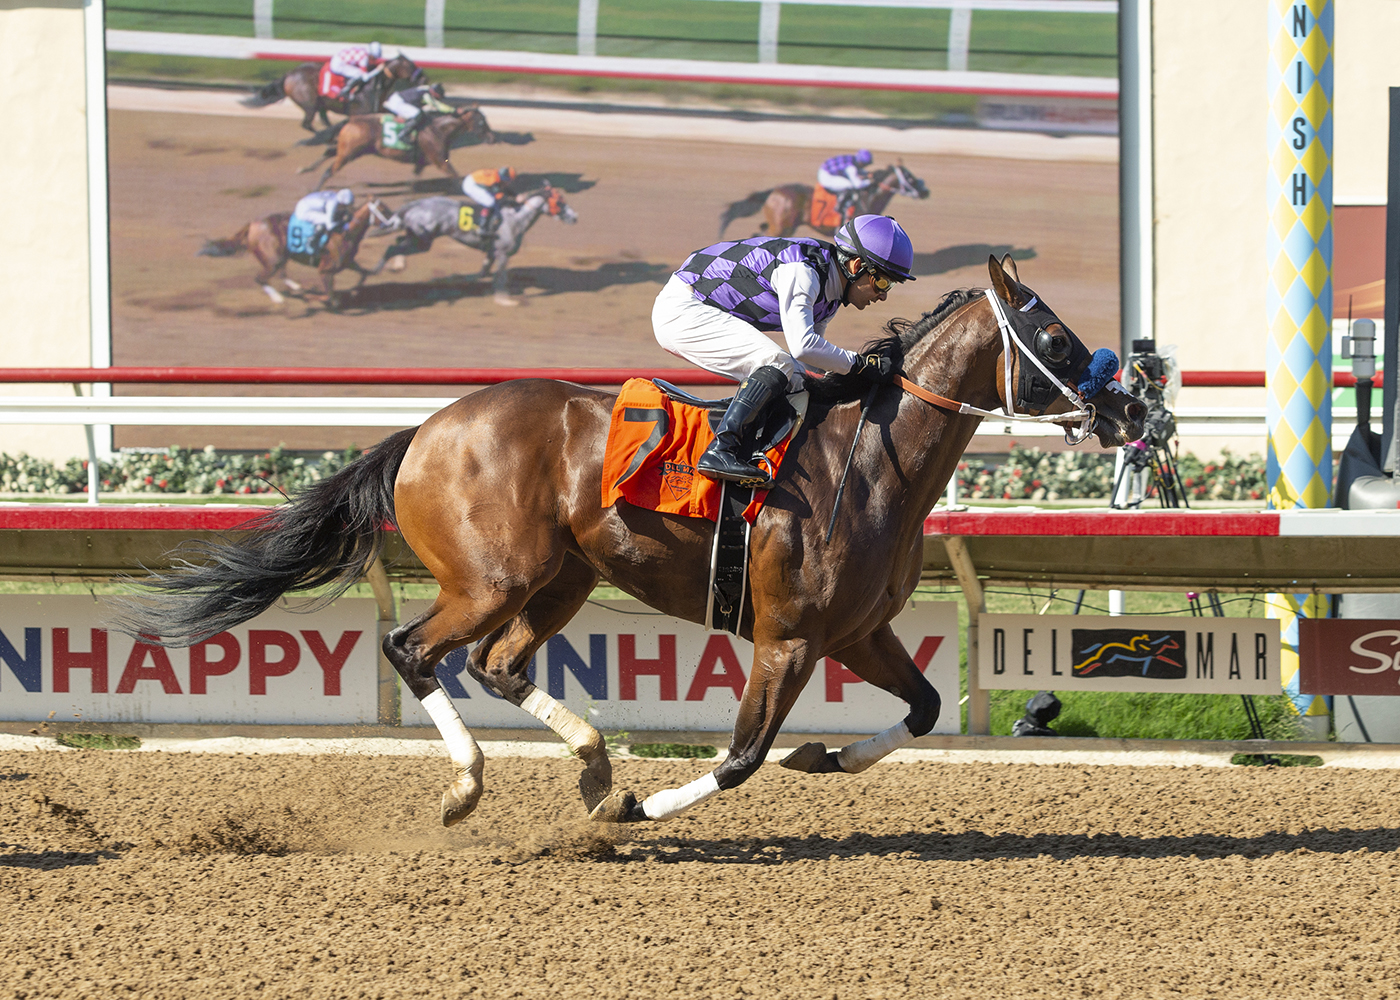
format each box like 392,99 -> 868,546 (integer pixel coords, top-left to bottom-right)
894,289 -> 1097,444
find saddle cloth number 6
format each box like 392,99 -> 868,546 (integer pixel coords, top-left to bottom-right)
457,205 -> 476,232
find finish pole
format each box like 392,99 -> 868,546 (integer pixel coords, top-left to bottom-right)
1266,0 -> 1334,730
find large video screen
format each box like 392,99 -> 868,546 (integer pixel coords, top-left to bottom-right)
103,0 -> 1119,450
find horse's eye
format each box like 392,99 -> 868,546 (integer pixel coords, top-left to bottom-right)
1036,329 -> 1070,364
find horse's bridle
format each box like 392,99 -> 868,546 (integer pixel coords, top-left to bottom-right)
894,289 -> 1100,445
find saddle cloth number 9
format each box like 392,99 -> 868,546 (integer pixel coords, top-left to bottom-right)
457,205 -> 477,232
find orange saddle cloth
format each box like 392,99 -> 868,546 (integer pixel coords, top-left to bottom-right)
601,378 -> 807,524
809,185 -> 844,230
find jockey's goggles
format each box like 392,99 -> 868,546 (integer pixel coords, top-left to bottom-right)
863,265 -> 894,291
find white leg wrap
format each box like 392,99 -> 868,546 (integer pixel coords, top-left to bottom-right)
640,772 -> 721,821
836,721 -> 913,774
521,688 -> 604,760
422,689 -> 483,772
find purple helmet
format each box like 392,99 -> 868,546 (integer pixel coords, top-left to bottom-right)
855,149 -> 873,166
834,214 -> 916,282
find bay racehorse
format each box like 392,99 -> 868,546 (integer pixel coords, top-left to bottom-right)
197,199 -> 391,310
301,106 -> 498,188
240,54 -> 425,133
114,255 -> 1144,828
718,163 -> 929,239
368,184 -> 579,306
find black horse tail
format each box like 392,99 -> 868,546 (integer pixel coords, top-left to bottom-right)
196,224 -> 251,257
718,189 -> 772,238
240,79 -> 287,108
110,428 -> 418,646
298,120 -> 348,147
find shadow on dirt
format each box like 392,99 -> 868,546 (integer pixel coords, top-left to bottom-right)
365,172 -> 596,200
297,121 -> 533,150
0,848 -> 121,870
331,259 -> 671,313
913,244 -> 1037,277
588,826 -> 1400,865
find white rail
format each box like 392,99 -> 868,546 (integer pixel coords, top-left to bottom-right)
0,396 -> 1363,448
105,29 -> 1118,99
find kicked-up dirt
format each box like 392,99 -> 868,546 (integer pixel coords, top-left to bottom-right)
0,748 -> 1397,999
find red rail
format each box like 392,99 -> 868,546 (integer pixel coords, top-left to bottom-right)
0,367 -> 732,386
0,367 -> 1382,388
1183,370 -> 1384,388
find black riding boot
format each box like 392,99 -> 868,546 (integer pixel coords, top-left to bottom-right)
697,365 -> 788,488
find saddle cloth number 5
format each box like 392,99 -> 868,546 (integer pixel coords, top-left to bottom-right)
457,205 -> 477,232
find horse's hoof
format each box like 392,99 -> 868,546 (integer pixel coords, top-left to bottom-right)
440,772 -> 483,827
387,255 -> 407,272
780,741 -> 833,773
493,293 -> 520,307
578,767 -> 612,813
589,790 -> 640,824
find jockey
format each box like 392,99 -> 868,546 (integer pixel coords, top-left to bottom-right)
293,188 -> 355,236
652,214 -> 916,487
460,166 -> 517,234
383,83 -> 452,138
817,149 -> 874,223
329,41 -> 384,98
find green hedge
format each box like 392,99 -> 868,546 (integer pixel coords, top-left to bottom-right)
0,443 -> 1267,501
0,445 -> 363,496
957,444 -> 1268,502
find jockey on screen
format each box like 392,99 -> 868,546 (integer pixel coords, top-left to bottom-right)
652,214 -> 915,487
293,188 -> 355,237
329,41 -> 383,98
817,149 -> 874,224
384,83 -> 452,138
460,166 -> 517,235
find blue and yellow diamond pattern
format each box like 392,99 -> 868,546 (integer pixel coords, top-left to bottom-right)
1267,0 -> 1333,720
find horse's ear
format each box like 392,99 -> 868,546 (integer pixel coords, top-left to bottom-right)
1000,253 -> 1020,283
987,253 -> 1026,307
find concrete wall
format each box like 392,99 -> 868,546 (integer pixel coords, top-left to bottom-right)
1154,0 -> 1399,460
0,1 -> 95,462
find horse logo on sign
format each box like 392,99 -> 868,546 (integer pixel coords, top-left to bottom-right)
1071,629 -> 1187,679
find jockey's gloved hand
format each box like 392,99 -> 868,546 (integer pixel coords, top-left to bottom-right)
851,353 -> 896,384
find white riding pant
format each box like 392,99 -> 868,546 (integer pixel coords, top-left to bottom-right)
460,177 -> 496,209
652,275 -> 805,391
817,168 -> 871,193
382,92 -> 420,119
329,56 -> 375,81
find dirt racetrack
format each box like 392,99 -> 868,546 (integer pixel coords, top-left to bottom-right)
3,747 -> 1399,999
106,93 -> 1118,452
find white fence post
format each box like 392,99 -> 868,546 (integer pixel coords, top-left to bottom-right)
425,0 -> 445,49
253,0 -> 273,39
758,0 -> 780,64
947,0 -> 972,71
578,0 -> 599,57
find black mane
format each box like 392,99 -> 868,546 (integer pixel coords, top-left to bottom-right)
803,287 -> 983,405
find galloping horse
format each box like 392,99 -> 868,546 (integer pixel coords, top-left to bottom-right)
300,107 -> 497,189
197,199 -> 390,309
718,163 -> 930,239
369,184 -> 579,306
240,54 -> 425,133
116,256 -> 1144,828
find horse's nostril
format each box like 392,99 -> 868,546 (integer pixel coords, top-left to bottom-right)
1127,401 -> 1147,421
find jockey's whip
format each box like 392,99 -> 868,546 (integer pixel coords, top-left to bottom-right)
825,382 -> 879,543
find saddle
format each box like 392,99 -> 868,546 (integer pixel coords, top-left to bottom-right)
602,378 -> 809,634
285,216 -> 329,265
378,115 -> 414,151
317,63 -> 349,100
809,185 -> 844,230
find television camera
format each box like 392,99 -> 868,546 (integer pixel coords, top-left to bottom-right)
1111,338 -> 1188,508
